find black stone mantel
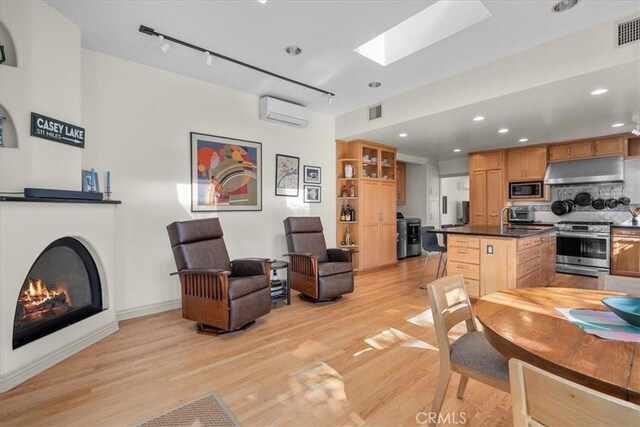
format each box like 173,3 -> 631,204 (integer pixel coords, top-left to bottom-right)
0,195 -> 121,204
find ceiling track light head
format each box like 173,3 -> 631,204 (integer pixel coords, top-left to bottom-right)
205,51 -> 213,66
327,94 -> 334,105
632,126 -> 640,137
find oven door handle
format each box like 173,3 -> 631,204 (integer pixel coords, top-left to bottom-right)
556,232 -> 610,239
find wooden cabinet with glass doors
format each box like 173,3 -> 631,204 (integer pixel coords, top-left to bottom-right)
336,139 -> 397,272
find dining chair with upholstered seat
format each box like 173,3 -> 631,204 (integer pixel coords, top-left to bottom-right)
426,274 -> 510,426
509,358 -> 640,427
419,226 -> 447,288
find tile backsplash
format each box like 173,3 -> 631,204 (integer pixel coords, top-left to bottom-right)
512,158 -> 640,224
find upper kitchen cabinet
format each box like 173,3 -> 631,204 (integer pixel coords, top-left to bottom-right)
595,136 -> 625,157
627,137 -> 640,159
396,161 -> 406,204
470,150 -> 503,171
506,145 -> 547,182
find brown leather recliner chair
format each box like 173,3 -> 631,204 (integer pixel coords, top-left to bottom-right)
167,218 -> 272,333
283,217 -> 354,302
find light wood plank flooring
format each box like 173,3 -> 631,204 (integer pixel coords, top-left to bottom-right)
0,255 -> 595,426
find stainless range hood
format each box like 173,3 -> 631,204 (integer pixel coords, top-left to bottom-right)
544,156 -> 624,185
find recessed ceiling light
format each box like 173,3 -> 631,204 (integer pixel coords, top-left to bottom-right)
285,46 -> 302,56
453,148 -> 462,153
368,81 -> 382,88
399,133 -> 408,137
552,0 -> 579,13
498,128 -> 509,134
257,0 -> 268,4
611,123 -> 625,128
473,116 -> 485,121
519,138 -> 528,142
590,88 -> 608,96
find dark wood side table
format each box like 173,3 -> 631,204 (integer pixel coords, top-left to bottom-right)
270,260 -> 291,305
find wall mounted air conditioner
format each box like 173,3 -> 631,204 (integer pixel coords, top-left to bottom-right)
259,96 -> 308,128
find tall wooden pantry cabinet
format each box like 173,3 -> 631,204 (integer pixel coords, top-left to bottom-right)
336,140 -> 397,272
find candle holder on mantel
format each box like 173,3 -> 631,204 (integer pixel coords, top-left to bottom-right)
104,187 -> 112,201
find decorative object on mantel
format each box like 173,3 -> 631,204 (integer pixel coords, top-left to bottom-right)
191,132 -> 262,212
105,171 -> 112,200
30,112 -> 85,148
81,169 -> 99,192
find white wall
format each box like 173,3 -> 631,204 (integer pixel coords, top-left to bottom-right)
0,0 -> 82,191
438,157 -> 469,176
440,176 -> 469,225
398,163 -> 427,223
81,50 -> 336,313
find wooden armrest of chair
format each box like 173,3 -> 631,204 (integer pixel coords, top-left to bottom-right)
170,268 -> 230,277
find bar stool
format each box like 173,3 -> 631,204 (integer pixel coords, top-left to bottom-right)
418,226 -> 447,289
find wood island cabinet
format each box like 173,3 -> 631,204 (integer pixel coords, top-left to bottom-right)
611,228 -> 640,278
446,230 -> 554,298
336,139 -> 397,272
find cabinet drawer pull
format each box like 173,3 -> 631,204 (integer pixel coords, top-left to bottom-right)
457,265 -> 468,269
456,250 -> 468,254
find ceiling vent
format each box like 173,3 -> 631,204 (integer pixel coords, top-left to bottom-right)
617,16 -> 640,47
259,96 -> 308,128
369,104 -> 382,121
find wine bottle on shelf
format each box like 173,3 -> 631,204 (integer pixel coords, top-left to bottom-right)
340,205 -> 346,221
345,204 -> 351,221
351,206 -> 356,222
341,184 -> 347,197
349,182 -> 356,197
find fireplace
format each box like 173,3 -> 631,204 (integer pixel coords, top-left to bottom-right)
13,237 -> 103,349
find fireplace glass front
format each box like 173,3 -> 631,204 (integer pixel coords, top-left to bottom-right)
13,237 -> 103,349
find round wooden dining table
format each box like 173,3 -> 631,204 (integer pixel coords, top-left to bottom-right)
475,287 -> 640,404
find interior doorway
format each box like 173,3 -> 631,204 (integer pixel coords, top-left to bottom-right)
439,175 -> 469,226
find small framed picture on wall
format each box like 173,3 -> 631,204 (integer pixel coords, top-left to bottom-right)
275,154 -> 300,197
303,165 -> 321,184
303,185 -> 321,203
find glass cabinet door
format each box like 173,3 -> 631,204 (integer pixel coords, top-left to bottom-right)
380,149 -> 395,181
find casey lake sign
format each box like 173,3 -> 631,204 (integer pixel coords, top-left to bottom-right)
30,113 -> 85,148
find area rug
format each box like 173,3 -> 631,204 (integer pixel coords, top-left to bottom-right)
138,393 -> 240,427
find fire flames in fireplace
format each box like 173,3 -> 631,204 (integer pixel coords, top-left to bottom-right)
15,278 -> 72,327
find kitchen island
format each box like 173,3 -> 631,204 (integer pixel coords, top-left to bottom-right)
427,225 -> 556,298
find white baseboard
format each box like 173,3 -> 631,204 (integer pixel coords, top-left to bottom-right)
116,299 -> 181,321
0,321 -> 119,393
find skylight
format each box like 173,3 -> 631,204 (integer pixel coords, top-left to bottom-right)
354,0 -> 492,66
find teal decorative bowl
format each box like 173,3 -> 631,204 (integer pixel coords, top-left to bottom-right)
602,297 -> 640,328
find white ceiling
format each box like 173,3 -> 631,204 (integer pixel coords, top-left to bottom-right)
353,61 -> 640,161
47,0 -> 640,117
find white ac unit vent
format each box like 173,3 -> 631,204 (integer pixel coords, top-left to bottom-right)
369,104 -> 382,121
617,16 -> 640,47
259,96 -> 308,128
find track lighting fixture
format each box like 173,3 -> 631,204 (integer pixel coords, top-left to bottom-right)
632,126 -> 640,137
158,35 -> 170,53
327,94 -> 334,105
139,25 -> 335,99
205,51 -> 213,66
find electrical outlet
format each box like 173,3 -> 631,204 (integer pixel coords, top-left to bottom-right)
487,244 -> 494,255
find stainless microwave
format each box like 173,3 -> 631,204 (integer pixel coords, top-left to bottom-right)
509,182 -> 543,199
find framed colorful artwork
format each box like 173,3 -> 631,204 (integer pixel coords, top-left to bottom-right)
303,185 -> 321,203
303,165 -> 321,184
275,154 -> 299,197
190,132 -> 262,212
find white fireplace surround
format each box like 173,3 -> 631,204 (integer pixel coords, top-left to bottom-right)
0,201 -> 119,392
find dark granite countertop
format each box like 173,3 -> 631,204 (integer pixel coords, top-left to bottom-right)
612,219 -> 640,229
426,225 -> 554,238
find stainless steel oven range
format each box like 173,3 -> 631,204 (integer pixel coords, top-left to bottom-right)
555,221 -> 612,277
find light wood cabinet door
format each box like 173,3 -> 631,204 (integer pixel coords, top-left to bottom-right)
396,161 -> 406,204
611,230 -> 640,278
570,141 -> 595,158
380,182 -> 398,265
524,146 -> 547,180
470,171 -> 487,225
486,169 -> 504,226
360,181 -> 380,270
596,137 -> 625,156
480,238 -> 516,295
549,144 -> 572,161
507,149 -> 526,181
470,151 -> 503,171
